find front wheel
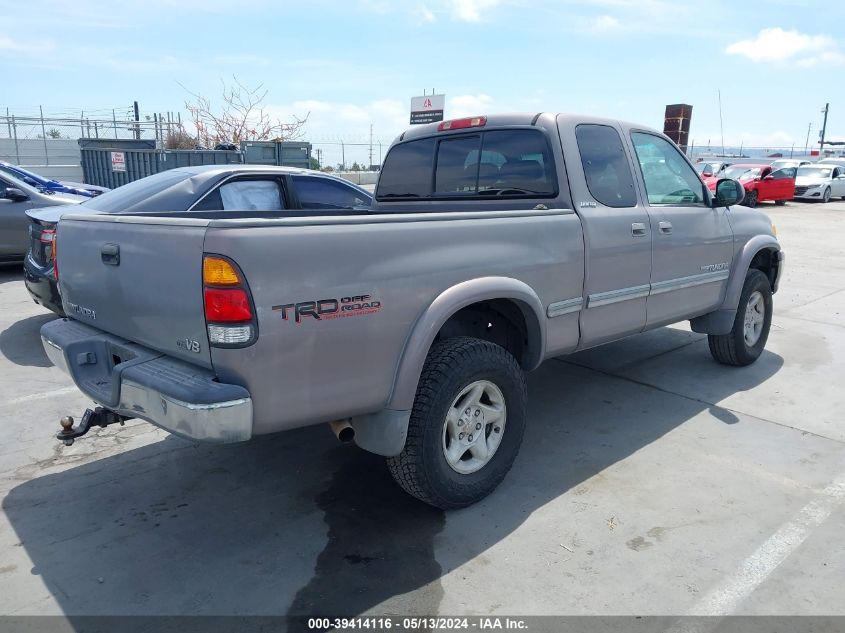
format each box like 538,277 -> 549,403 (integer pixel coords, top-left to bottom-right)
387,337 -> 526,509
822,187 -> 831,203
708,269 -> 773,366
743,190 -> 758,208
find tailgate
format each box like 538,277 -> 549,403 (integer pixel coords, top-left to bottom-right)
57,217 -> 212,368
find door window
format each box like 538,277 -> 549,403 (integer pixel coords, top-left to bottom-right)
771,168 -> 795,179
219,180 -> 283,210
292,176 -> 371,209
575,124 -> 637,207
631,132 -> 706,206
194,178 -> 286,211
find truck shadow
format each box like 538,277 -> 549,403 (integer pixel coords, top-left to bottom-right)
2,329 -> 783,620
0,313 -> 56,367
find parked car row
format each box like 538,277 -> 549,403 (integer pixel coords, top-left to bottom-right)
694,157 -> 845,207
0,160 -> 109,197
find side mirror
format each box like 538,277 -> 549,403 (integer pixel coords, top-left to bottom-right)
702,169 -> 713,177
4,187 -> 29,202
713,178 -> 745,208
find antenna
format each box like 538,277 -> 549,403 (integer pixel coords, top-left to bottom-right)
718,89 -> 725,156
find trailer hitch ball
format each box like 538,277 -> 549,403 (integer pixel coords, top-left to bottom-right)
60,416 -> 75,433
56,408 -> 132,446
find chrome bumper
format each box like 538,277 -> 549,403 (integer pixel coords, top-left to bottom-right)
41,319 -> 252,443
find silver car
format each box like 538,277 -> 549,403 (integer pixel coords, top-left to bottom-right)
0,172 -> 85,263
793,164 -> 845,202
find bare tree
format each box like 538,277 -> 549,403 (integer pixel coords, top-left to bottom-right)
180,76 -> 309,148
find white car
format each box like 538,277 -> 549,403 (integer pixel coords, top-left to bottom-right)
793,164 -> 845,202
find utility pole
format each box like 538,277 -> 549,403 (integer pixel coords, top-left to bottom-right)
805,122 -> 812,154
39,106 -> 49,165
819,102 -> 829,155
717,89 -> 725,156
341,140 -> 345,171
133,101 -> 140,140
368,124 -> 373,170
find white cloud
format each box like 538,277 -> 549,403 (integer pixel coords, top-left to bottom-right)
449,94 -> 494,117
726,27 -> 843,66
591,14 -> 620,31
449,0 -> 501,22
415,5 -> 437,22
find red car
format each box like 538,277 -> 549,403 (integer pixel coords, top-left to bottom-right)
695,161 -> 729,190
708,163 -> 795,207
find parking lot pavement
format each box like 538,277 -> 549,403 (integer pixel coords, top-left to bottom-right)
0,199 -> 843,619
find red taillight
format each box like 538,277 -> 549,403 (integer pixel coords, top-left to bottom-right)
202,254 -> 255,346
438,116 -> 487,131
51,230 -> 59,280
40,228 -> 56,267
204,287 -> 252,322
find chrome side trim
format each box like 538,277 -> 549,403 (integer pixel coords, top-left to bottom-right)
649,270 -> 730,296
586,270 -> 731,310
547,297 -> 583,318
587,284 -> 651,308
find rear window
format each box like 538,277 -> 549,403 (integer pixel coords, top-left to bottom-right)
81,170 -> 189,211
376,129 -> 556,200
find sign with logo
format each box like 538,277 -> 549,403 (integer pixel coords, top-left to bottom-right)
110,151 -> 126,172
410,94 -> 445,125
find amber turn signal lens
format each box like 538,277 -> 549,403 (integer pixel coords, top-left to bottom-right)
203,256 -> 240,286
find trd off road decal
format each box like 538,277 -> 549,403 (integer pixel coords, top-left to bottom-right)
272,294 -> 382,324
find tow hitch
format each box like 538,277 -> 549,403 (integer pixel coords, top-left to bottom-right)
57,407 -> 132,446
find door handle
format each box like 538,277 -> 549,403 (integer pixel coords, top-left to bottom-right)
658,221 -> 673,235
631,222 -> 647,236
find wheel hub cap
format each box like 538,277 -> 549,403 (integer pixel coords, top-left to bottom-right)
743,290 -> 765,347
442,380 -> 507,474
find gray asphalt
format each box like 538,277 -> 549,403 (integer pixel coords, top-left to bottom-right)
0,198 -> 843,619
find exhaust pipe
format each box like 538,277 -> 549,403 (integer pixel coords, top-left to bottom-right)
329,419 -> 355,443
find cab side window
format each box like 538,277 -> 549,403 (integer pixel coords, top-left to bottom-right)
575,124 -> 637,207
631,132 -> 706,206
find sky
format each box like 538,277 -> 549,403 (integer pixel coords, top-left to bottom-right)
2,0 -> 843,166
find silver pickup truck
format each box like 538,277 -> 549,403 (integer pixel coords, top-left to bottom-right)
42,113 -> 783,508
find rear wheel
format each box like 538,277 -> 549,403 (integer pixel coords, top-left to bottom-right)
744,190 -> 758,208
387,337 -> 526,509
708,269 -> 772,366
775,199 -> 786,206
822,187 -> 831,203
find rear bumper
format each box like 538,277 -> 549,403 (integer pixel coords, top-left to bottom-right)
41,319 -> 252,443
23,256 -> 64,316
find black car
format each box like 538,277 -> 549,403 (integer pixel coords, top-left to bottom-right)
25,165 -> 373,315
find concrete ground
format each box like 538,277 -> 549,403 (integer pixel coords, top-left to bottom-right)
0,199 -> 843,620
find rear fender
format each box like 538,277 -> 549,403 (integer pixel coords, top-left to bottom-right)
386,277 -> 545,412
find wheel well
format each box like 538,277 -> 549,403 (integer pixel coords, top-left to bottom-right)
435,299 -> 533,369
749,247 -> 779,290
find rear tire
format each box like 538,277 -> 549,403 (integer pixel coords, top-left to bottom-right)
775,200 -> 786,206
708,269 -> 772,366
387,337 -> 526,509
744,190 -> 758,208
